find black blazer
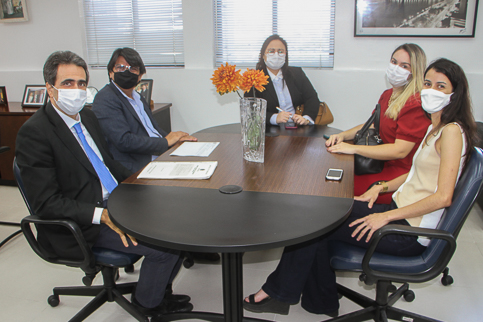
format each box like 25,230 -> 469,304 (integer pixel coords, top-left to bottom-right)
15,103 -> 132,259
245,66 -> 320,125
92,82 -> 169,173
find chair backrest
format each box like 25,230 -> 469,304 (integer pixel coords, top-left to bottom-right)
423,147 -> 483,262
13,158 -> 96,270
13,159 -> 35,217
14,158 -> 141,271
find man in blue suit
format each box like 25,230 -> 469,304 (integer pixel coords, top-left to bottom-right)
92,47 -> 197,173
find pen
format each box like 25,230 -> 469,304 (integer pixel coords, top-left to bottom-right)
323,134 -> 330,139
276,107 -> 293,119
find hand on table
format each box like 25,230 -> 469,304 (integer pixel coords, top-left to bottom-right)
276,111 -> 293,124
101,209 -> 137,247
179,135 -> 198,143
325,134 -> 344,147
326,142 -> 356,155
166,131 -> 195,146
292,114 -> 310,125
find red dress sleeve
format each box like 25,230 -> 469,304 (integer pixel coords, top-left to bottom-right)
354,90 -> 431,204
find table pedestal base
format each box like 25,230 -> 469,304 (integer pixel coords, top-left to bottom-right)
156,253 -> 272,322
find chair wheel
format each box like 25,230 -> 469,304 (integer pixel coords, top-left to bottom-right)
441,275 -> 454,286
388,284 -> 397,293
359,273 -> 367,282
82,276 -> 93,286
183,258 -> 194,269
124,264 -> 135,273
48,295 -> 60,307
337,293 -> 343,299
403,290 -> 415,302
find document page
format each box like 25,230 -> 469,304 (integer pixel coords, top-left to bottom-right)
137,161 -> 218,180
170,142 -> 220,157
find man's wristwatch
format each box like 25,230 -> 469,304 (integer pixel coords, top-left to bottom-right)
369,181 -> 388,193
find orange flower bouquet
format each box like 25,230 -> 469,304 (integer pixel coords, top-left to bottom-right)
211,63 -> 270,163
211,63 -> 269,97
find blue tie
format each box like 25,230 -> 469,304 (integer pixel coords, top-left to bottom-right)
73,123 -> 117,193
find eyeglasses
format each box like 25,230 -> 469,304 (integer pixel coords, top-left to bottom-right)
266,48 -> 286,55
114,64 -> 141,75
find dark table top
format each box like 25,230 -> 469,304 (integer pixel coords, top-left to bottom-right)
108,124 -> 354,253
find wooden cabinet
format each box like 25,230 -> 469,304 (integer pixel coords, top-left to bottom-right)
0,103 -> 38,185
0,103 -> 172,185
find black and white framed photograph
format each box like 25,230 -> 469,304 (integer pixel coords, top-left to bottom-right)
135,79 -> 153,105
355,0 -> 479,37
22,85 -> 47,108
0,86 -> 8,109
0,0 -> 29,22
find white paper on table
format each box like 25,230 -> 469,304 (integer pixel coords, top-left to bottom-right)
137,161 -> 218,180
170,142 -> 220,157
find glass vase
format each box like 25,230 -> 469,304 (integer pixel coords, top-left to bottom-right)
239,97 -> 267,163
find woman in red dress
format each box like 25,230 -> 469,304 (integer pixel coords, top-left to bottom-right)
326,43 -> 431,204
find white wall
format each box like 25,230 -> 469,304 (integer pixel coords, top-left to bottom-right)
1,0 -> 482,134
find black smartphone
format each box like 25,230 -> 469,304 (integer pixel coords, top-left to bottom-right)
285,121 -> 297,129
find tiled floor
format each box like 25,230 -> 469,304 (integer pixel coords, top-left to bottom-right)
1,185 -> 483,322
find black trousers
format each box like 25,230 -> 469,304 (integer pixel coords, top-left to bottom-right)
94,224 -> 182,308
262,200 -> 426,314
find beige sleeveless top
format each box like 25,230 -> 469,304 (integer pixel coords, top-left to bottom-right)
393,123 -> 466,245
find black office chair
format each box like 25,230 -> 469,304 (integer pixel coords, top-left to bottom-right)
327,147 -> 483,322
0,142 -> 23,249
14,159 -> 148,322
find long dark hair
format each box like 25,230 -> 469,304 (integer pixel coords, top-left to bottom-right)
256,34 -> 290,76
424,58 -> 477,159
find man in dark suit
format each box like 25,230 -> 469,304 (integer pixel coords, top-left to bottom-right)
15,51 -> 192,318
92,47 -> 197,173
92,48 -> 221,264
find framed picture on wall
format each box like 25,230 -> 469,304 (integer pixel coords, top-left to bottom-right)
135,79 -> 154,105
0,0 -> 29,23
22,85 -> 47,108
0,86 -> 8,110
355,0 -> 479,37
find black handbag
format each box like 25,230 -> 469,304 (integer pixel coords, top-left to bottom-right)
353,104 -> 384,176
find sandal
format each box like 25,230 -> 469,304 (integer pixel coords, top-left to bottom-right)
243,294 -> 290,315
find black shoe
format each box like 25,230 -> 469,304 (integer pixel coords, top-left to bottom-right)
165,283 -> 191,303
165,293 -> 191,304
164,299 -> 193,314
191,252 -> 220,262
132,297 -> 193,317
243,294 -> 290,315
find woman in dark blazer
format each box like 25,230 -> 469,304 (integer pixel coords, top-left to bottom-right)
245,34 -> 320,126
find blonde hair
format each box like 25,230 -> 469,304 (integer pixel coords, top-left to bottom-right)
386,43 -> 426,120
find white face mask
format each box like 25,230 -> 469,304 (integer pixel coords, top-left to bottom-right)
265,53 -> 286,70
386,63 -> 411,88
421,89 -> 453,114
52,86 -> 87,116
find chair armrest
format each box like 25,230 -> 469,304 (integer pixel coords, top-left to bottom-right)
21,215 -> 95,271
361,224 -> 456,284
0,146 -> 10,154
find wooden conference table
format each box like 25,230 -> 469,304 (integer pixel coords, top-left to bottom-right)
108,123 -> 354,322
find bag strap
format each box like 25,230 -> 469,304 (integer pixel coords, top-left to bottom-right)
373,104 -> 381,134
358,105 -> 377,134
